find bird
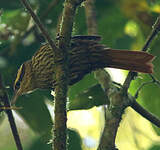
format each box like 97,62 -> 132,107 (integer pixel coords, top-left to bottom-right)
12,35 -> 154,104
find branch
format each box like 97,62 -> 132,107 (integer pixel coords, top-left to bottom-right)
84,0 -> 98,35
0,75 -> 23,150
98,89 -> 127,150
94,70 -> 124,150
123,15 -> 160,90
84,1 -> 123,149
53,0 -> 85,150
130,100 -> 160,128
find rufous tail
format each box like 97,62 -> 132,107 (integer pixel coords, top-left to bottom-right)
102,49 -> 154,73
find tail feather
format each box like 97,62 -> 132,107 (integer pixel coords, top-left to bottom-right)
103,49 -> 154,73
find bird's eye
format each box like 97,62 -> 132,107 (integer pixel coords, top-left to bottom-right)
14,81 -> 20,91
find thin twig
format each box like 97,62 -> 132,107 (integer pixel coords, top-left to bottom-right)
112,81 -> 122,88
134,81 -> 153,98
0,106 -> 22,110
123,15 -> 160,90
19,0 -> 57,52
149,74 -> 160,86
131,100 -> 160,128
142,16 -> 160,52
22,0 -> 59,40
0,75 -> 23,150
135,74 -> 160,98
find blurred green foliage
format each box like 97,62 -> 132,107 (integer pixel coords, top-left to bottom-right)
0,0 -> 160,149
149,144 -> 160,150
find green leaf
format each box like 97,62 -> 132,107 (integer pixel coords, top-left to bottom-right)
68,73 -> 98,101
15,90 -> 53,138
148,144 -> 160,150
69,84 -> 108,110
26,137 -> 52,150
67,128 -> 82,150
26,128 -> 82,150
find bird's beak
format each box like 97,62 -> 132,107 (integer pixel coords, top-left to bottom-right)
11,90 -> 20,105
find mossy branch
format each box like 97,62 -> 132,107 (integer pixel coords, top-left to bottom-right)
53,0 -> 85,150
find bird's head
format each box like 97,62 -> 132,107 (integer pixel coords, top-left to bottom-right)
12,60 -> 35,104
